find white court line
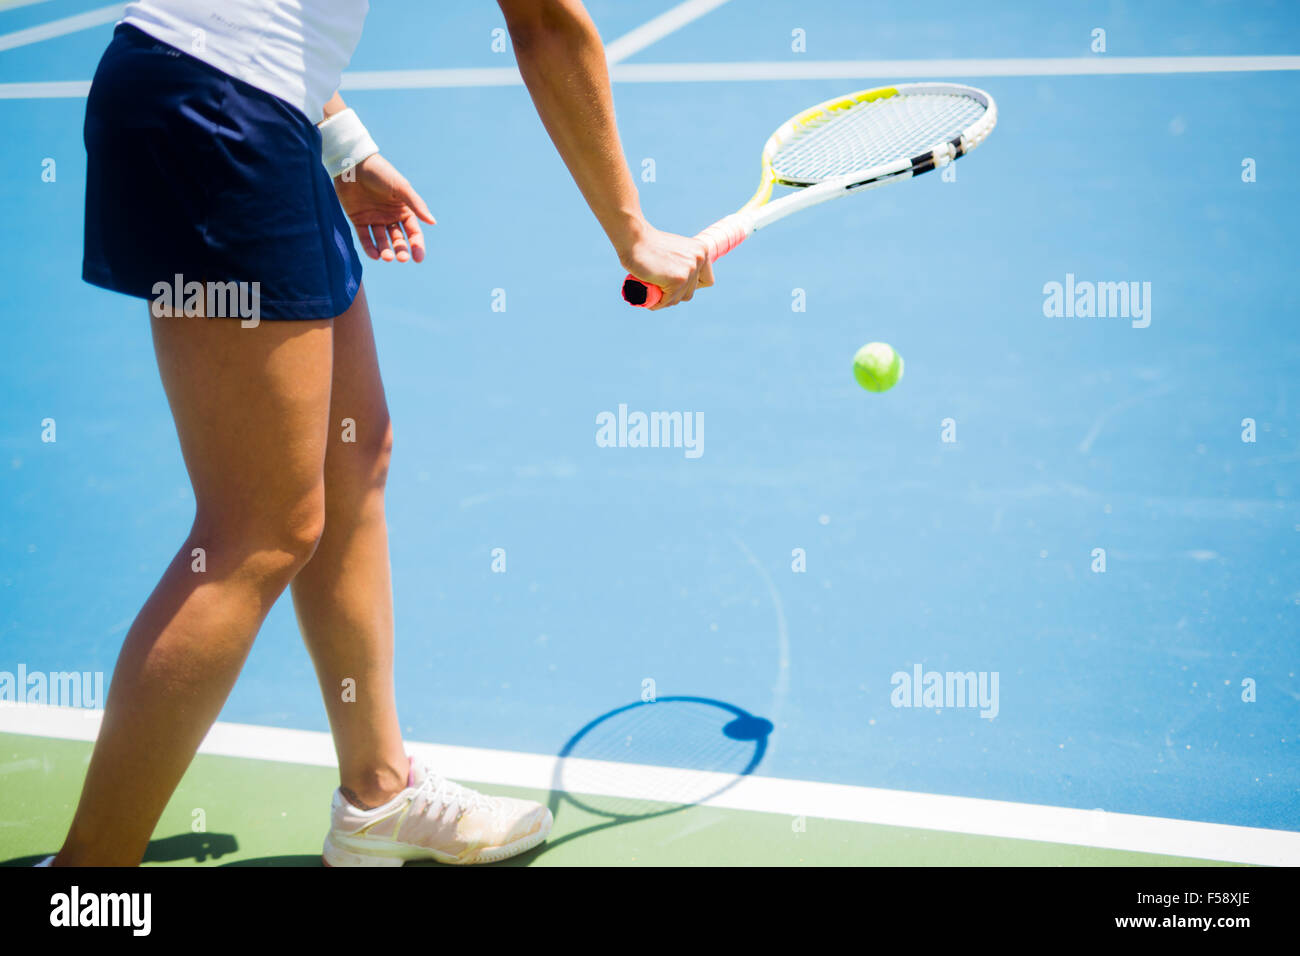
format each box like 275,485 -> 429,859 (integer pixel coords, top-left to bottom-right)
0,79 -> 89,97
609,54 -> 1300,82
0,2 -> 121,52
343,66 -> 520,91
3,54 -> 1300,99
336,54 -> 1300,90
603,0 -> 732,65
0,0 -> 55,13
3,702 -> 1297,866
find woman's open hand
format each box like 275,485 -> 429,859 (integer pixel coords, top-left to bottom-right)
334,154 -> 436,263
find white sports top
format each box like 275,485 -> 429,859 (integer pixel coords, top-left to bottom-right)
122,0 -> 369,121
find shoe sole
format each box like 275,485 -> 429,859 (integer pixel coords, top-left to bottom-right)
322,808 -> 553,867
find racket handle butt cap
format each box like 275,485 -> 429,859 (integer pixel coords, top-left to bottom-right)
622,275 -> 662,308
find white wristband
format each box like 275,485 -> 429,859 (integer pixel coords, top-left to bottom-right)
319,108 -> 379,178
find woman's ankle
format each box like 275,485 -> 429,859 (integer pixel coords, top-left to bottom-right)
339,756 -> 409,809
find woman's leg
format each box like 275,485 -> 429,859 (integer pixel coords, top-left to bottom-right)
54,310 -> 334,866
289,285 -> 409,808
291,287 -> 553,865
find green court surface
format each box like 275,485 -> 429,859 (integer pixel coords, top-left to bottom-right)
0,733 -> 1233,867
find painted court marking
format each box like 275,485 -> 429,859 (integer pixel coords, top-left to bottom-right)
3,703 -> 1297,866
340,55 -> 1300,92
0,1 -> 56,13
608,55 -> 1300,81
0,2 -> 121,52
603,0 -> 732,65
3,55 -> 1300,99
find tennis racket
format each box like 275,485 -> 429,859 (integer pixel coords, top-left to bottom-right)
622,82 -> 997,308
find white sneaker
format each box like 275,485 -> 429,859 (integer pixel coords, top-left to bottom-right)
322,757 -> 552,866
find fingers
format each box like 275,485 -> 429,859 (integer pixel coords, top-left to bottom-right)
357,224 -> 381,260
681,244 -> 711,302
676,264 -> 703,306
401,210 -> 427,263
396,179 -> 434,263
652,243 -> 711,310
358,217 -> 425,264
650,276 -> 684,311
653,272 -> 697,310
386,221 -> 409,262
357,183 -> 433,264
698,257 -> 715,289
369,224 -> 395,262
650,275 -> 691,310
400,182 -> 437,225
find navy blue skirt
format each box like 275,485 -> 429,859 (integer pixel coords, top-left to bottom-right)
83,24 -> 362,320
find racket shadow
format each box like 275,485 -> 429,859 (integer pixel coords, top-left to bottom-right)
539,696 -> 774,857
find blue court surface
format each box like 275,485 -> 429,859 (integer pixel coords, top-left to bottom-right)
0,1 -> 1298,865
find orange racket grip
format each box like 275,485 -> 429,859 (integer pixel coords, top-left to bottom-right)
621,214 -> 751,308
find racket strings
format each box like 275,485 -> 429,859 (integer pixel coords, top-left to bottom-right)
771,93 -> 987,183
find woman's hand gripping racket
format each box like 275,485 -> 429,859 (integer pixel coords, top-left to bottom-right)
622,83 -> 997,308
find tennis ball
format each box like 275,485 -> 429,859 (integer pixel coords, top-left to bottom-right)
852,342 -> 904,392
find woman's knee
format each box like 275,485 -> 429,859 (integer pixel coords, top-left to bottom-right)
277,484 -> 328,565
193,482 -> 327,582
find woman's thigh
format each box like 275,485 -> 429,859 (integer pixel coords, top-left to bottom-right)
150,311 -> 335,548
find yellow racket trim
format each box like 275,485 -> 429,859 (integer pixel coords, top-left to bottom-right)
742,85 -> 901,209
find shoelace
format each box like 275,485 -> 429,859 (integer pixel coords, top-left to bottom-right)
417,770 -> 497,816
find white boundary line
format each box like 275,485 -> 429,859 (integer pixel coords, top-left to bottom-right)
0,2 -> 122,53
603,0 -> 732,65
0,0 -> 55,13
0,79 -> 89,97
4,54 -> 1298,100
343,67 -> 519,90
3,703 -> 1297,866
609,54 -> 1300,81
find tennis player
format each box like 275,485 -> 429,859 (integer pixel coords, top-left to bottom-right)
48,0 -> 713,867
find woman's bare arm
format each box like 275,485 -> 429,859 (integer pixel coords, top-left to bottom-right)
498,0 -> 713,309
